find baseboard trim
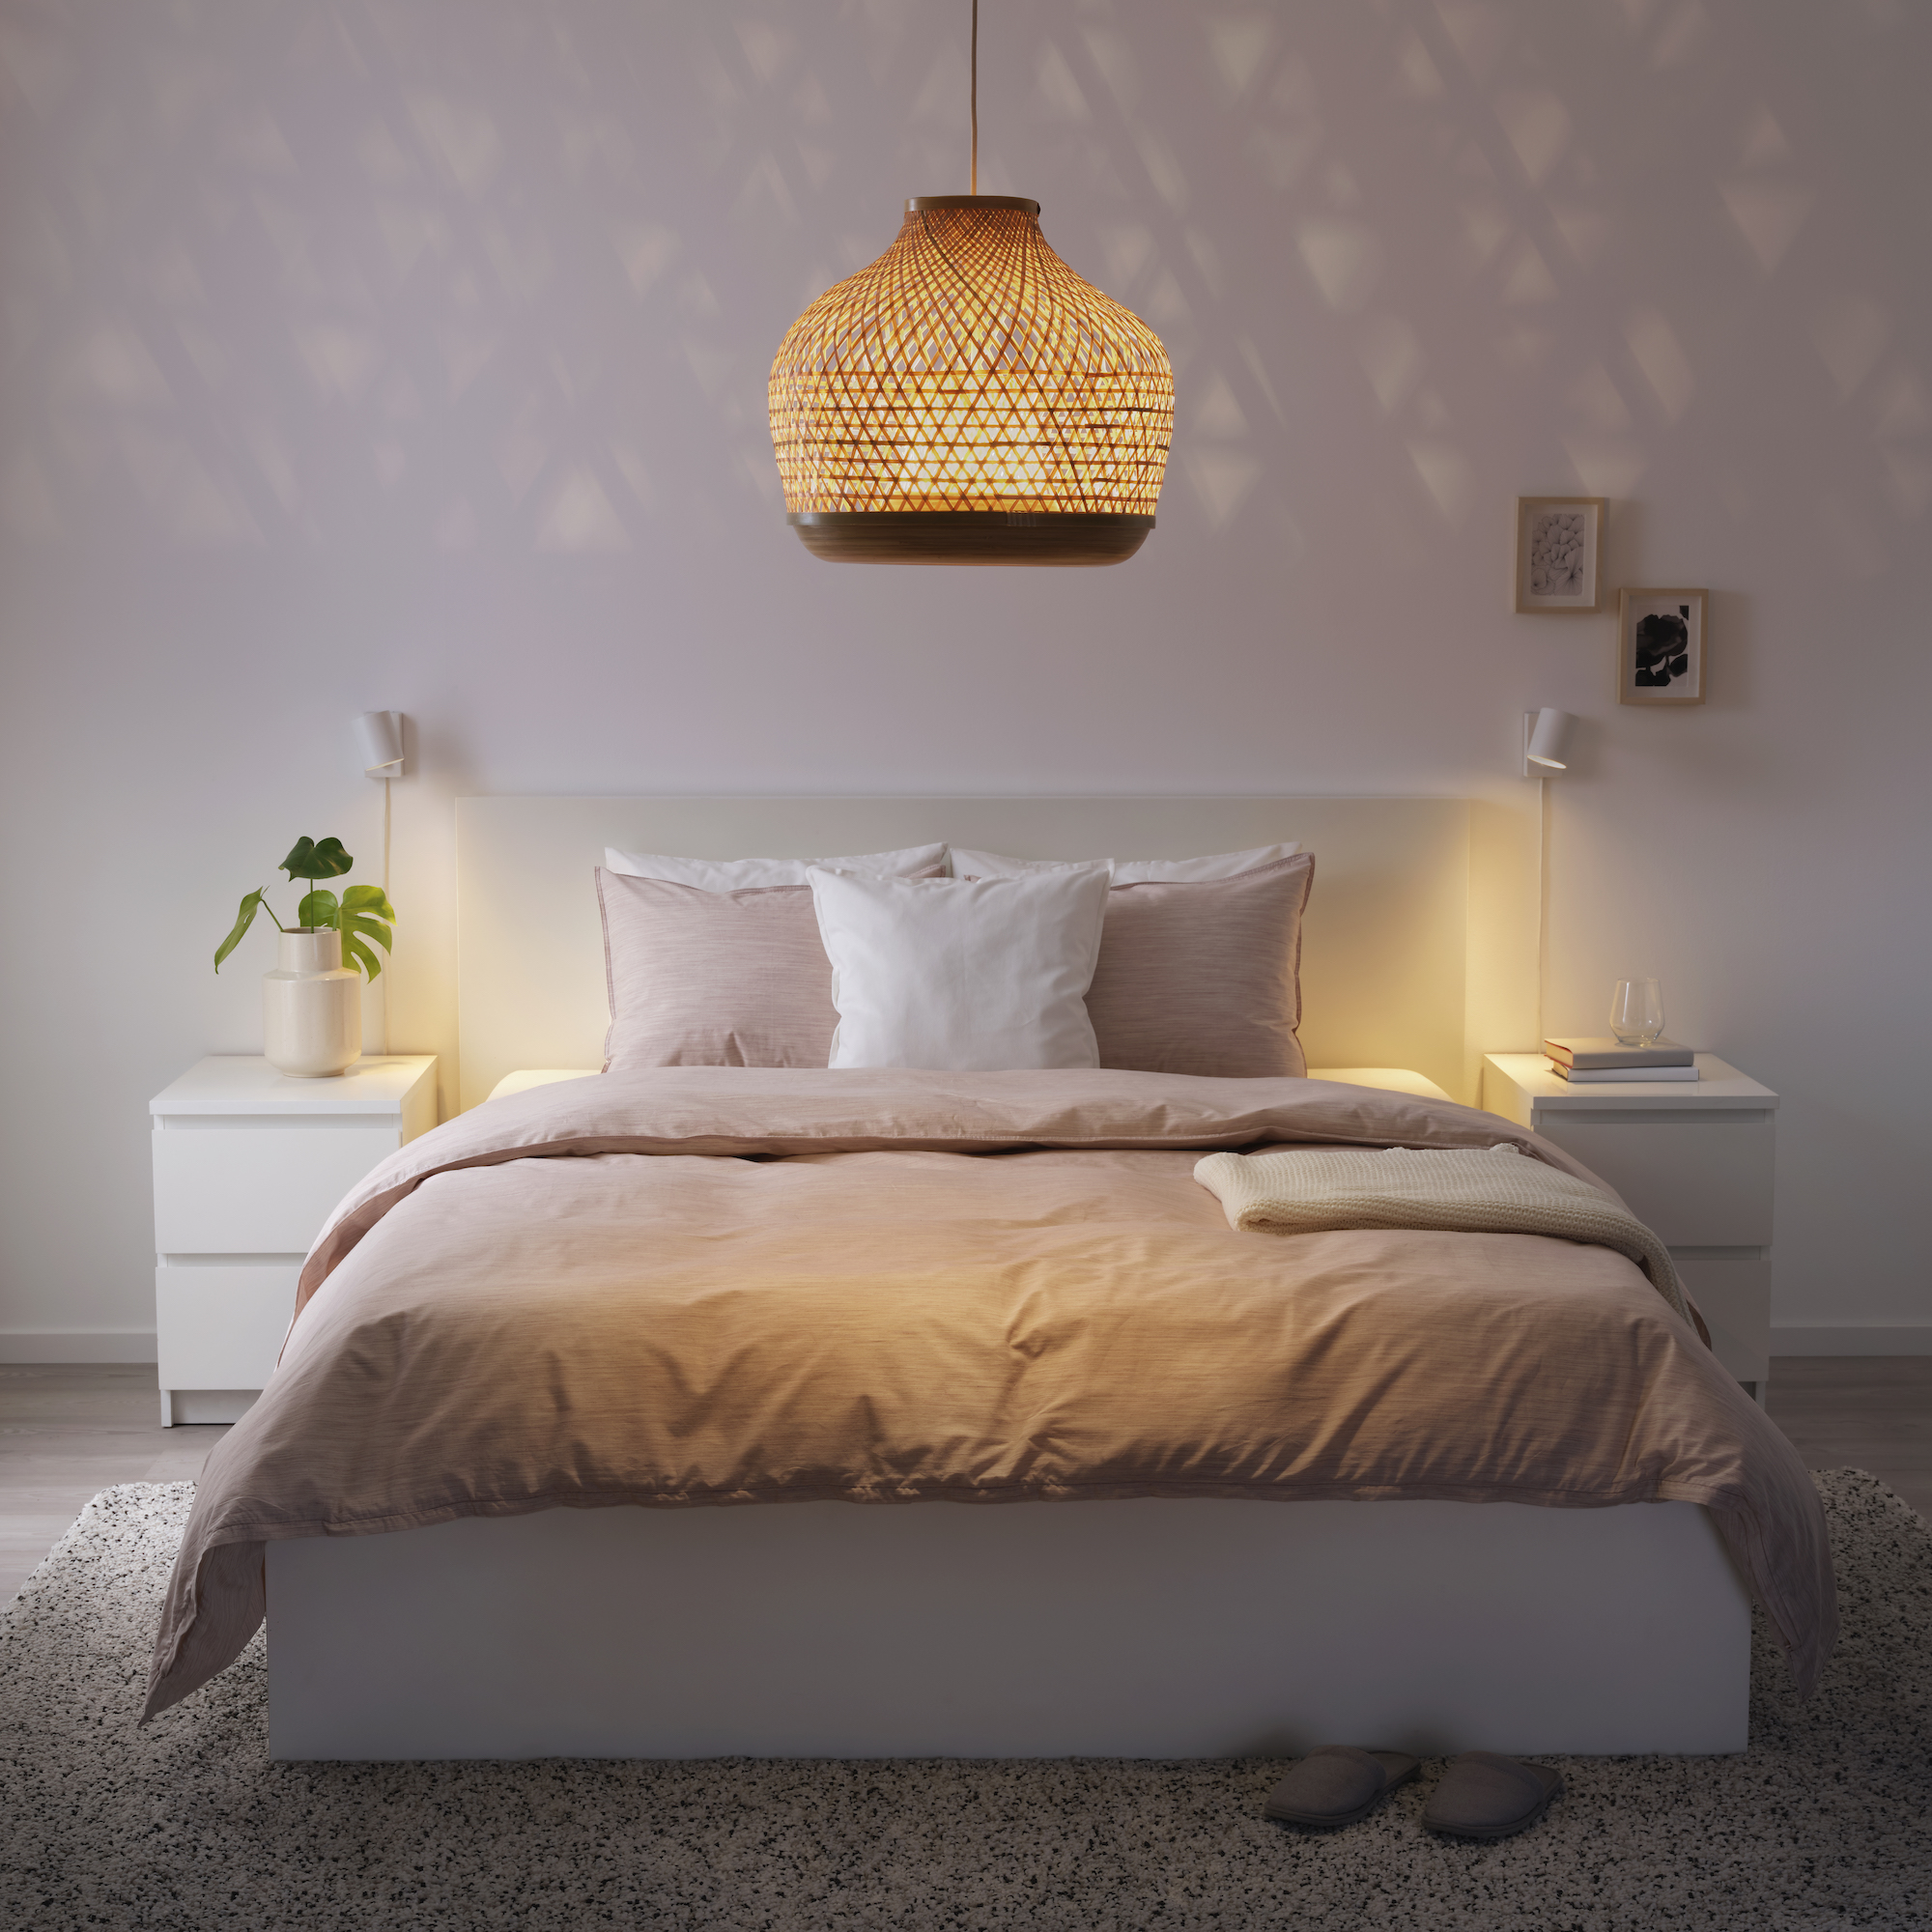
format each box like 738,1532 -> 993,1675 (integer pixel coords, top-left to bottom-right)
0,1329 -> 158,1364
1773,1323 -> 1932,1357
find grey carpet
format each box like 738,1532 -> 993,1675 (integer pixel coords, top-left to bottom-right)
1,1474 -> 1926,1931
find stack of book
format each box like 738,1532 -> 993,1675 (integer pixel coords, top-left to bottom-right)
1544,1038 -> 1698,1083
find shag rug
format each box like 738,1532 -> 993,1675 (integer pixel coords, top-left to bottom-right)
1,1475 -> 1927,1931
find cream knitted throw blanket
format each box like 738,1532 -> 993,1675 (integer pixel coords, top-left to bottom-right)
1193,1144 -> 1690,1322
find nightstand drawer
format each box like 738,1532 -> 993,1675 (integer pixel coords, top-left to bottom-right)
155,1264 -> 298,1388
1673,1255 -> 1771,1386
1530,1119 -> 1774,1247
153,1125 -> 400,1253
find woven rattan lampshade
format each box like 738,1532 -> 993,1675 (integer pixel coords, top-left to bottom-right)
770,195 -> 1175,565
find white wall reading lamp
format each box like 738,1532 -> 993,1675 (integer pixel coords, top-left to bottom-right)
355,710 -> 405,780
1521,707 -> 1577,1046
354,711 -> 406,1054
1522,708 -> 1576,776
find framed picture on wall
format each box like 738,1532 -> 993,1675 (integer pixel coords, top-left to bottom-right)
1514,496 -> 1605,613
1617,588 -> 1707,705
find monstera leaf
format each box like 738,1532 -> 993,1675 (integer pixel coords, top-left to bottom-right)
338,883 -> 396,980
280,836 -> 354,885
297,889 -> 340,928
213,889 -> 270,974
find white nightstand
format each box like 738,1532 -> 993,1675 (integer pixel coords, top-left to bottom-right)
1481,1054 -> 1776,1402
149,1055 -> 437,1426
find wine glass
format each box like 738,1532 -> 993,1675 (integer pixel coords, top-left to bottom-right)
1609,978 -> 1665,1047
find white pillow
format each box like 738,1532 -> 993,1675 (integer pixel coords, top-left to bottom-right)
604,842 -> 947,889
806,867 -> 1112,1070
950,842 -> 1301,883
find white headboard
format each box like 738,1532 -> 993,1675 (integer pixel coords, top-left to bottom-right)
455,796 -> 1520,1113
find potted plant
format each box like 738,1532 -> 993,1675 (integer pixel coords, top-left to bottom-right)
215,837 -> 397,1078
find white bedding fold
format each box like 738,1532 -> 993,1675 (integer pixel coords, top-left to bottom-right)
1194,1144 -> 1690,1321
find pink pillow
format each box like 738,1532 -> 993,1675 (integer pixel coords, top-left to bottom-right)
596,872 -> 841,1068
1085,853 -> 1315,1078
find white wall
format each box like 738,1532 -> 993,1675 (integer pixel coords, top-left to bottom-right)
1,1 -> 1926,1356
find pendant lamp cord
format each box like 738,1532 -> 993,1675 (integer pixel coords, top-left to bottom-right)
969,0 -> 979,194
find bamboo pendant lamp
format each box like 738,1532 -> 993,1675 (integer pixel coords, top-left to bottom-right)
768,10 -> 1174,566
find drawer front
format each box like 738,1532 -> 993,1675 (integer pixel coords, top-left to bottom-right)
153,1125 -> 401,1253
1531,1119 -> 1774,1247
1671,1255 -> 1771,1386
156,1264 -> 298,1390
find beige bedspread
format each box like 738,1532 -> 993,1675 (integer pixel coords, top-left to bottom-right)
143,1068 -> 1835,1719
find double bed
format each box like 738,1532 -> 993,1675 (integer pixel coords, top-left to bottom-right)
142,799 -> 1833,1760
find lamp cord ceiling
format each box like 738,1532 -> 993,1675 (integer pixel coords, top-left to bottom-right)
970,0 -> 979,194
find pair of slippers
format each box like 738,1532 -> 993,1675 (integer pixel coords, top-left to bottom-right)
1264,1746 -> 1563,1840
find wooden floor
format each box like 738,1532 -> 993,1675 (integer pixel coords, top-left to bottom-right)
2,1359 -> 1928,1603
0,1365 -> 228,1601
1760,1357 -> 1932,1524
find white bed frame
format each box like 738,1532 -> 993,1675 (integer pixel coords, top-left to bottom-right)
265,797 -> 1752,1760
270,1498 -> 1747,1759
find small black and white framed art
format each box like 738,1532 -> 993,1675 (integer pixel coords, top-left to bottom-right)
1617,588 -> 1707,706
1514,496 -> 1605,613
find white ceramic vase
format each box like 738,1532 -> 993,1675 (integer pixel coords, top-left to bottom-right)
263,929 -> 361,1078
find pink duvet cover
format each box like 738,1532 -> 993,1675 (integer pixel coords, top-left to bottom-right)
144,1067 -> 1834,1719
